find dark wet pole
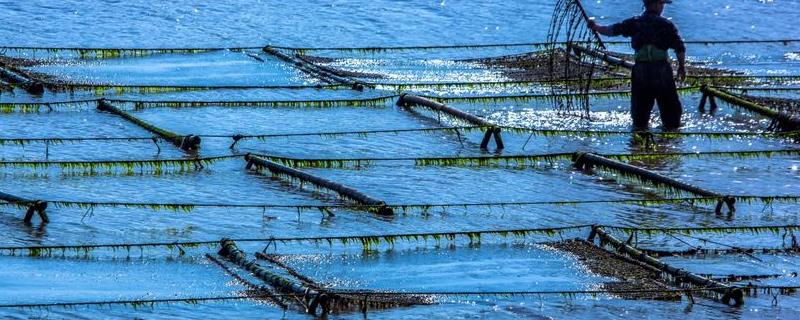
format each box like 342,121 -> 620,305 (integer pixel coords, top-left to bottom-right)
397,93 -> 504,150
245,154 -> 394,216
97,99 -> 201,152
573,152 -> 735,214
0,191 -> 48,224
701,85 -> 800,131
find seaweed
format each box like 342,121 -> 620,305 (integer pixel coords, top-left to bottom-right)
0,155 -> 238,175
107,95 -> 397,110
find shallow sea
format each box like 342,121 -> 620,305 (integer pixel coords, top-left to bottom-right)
1,0 -> 800,319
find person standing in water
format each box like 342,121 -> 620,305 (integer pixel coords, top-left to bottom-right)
588,0 -> 686,130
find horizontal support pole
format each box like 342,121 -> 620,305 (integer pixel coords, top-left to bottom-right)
0,65 -> 44,95
702,86 -> 800,130
294,54 -> 366,91
245,154 -> 393,215
262,47 -> 364,90
592,226 -> 743,306
569,44 -> 634,69
573,152 -> 734,214
397,94 -> 495,127
263,46 -> 335,83
97,99 -> 200,151
573,152 -> 721,197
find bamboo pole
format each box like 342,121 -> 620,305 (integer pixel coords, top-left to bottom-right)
262,46 -> 364,91
573,152 -> 735,214
256,253 -> 320,288
573,0 -> 606,50
568,44 -> 634,69
263,46 -> 335,83
590,226 -> 745,306
97,99 -> 201,152
701,85 -> 800,131
0,191 -> 48,223
245,154 -> 394,216
294,54 -> 367,91
0,64 -> 44,95
218,239 -> 327,314
397,94 -> 504,150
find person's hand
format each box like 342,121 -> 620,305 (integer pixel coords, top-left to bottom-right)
588,19 -> 599,31
677,65 -> 686,81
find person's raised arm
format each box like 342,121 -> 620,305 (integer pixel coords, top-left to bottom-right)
588,20 -> 615,36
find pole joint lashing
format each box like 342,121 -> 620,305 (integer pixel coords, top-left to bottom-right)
179,134 -> 201,152
229,134 -> 245,149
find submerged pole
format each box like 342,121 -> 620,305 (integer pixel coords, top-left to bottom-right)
397,94 -> 504,150
592,226 -> 745,306
0,191 -> 48,223
245,154 -> 394,216
701,85 -> 800,131
573,152 -> 735,214
97,99 -> 201,152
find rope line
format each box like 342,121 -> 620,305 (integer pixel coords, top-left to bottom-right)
0,155 -> 242,174
0,225 -> 591,253
2,127 -> 798,145
2,224 -> 800,254
0,149 -> 795,171
252,149 -> 800,168
1,38 -> 798,54
2,195 -> 797,213
1,286 -> 797,309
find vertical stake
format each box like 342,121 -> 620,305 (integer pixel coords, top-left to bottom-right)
479,129 -> 493,150
699,93 -> 708,113
492,127 -> 505,150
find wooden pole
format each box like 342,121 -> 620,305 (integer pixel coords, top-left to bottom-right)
592,226 -> 744,306
219,239 -> 325,314
701,85 -> 800,130
262,47 -> 364,91
256,252 -> 320,288
0,64 -> 44,95
698,93 -> 708,113
573,152 -> 735,214
97,99 -> 201,152
294,54 -> 366,91
245,154 -> 394,216
572,0 -> 606,50
0,191 -> 48,223
569,44 -> 634,69
397,94 -> 504,150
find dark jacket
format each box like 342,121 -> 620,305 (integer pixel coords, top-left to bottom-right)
610,10 -> 685,53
